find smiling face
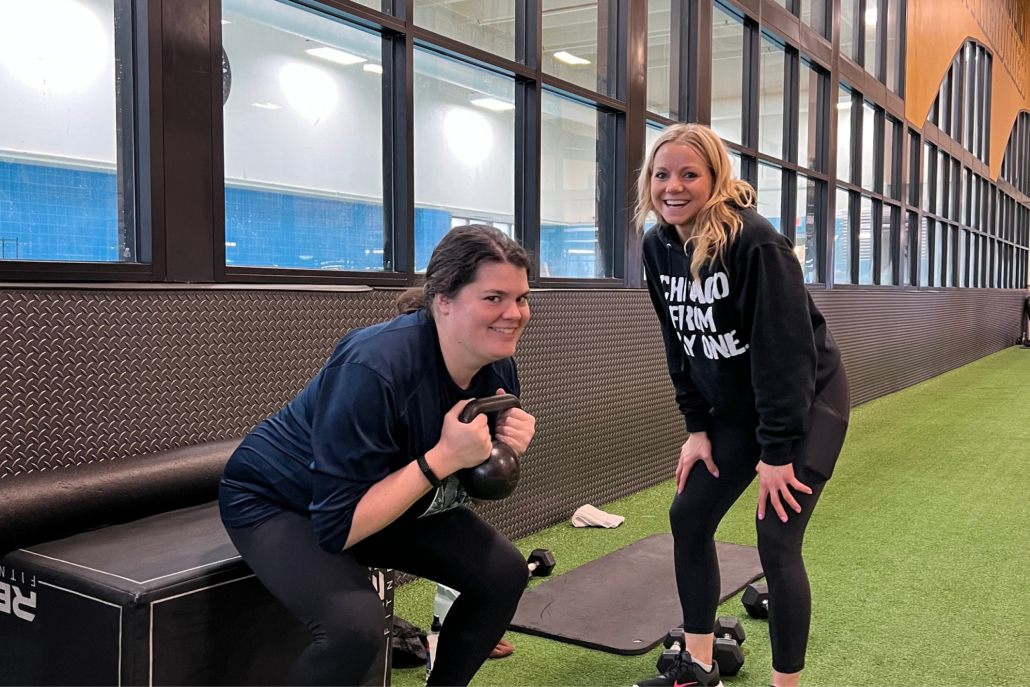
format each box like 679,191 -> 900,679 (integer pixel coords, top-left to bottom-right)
434,260 -> 531,382
650,141 -> 714,240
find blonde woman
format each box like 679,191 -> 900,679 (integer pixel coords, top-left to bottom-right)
633,124 -> 849,687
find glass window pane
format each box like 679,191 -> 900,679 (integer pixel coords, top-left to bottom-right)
799,59 -> 822,170
0,0 -> 134,264
801,0 -> 828,37
712,4 -> 744,145
920,216 -> 930,286
959,228 -> 968,287
728,149 -> 743,180
864,0 -> 880,79
759,35 -> 785,159
934,220 -> 944,285
858,196 -> 873,284
414,50 -> 515,271
840,0 -> 856,62
880,203 -> 894,284
644,121 -> 665,226
837,86 -> 852,183
223,0 -> 383,271
883,116 -> 896,198
835,187 -> 851,283
414,1 -> 515,61
757,163 -> 783,232
861,102 -> 875,191
922,142 -> 932,212
543,0 -> 601,93
886,0 -> 900,92
936,150 -> 947,218
903,210 -> 915,285
647,0 -> 672,117
796,175 -> 820,283
540,91 -> 604,278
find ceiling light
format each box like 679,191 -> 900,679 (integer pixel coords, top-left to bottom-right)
444,109 -> 493,165
553,51 -> 591,66
470,97 -> 515,112
221,20 -> 231,25
363,64 -> 383,74
865,7 -> 877,23
568,249 -> 595,255
252,102 -> 281,110
306,47 -> 366,66
0,0 -> 108,94
279,63 -> 338,121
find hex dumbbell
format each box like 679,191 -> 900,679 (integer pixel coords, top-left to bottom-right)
527,549 -> 556,579
713,616 -> 745,676
656,628 -> 687,673
742,583 -> 769,619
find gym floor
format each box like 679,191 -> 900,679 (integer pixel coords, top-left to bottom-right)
393,346 -> 1030,686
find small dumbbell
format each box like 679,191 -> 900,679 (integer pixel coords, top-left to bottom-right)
527,549 -> 556,578
656,628 -> 686,673
712,616 -> 745,676
742,583 -> 769,619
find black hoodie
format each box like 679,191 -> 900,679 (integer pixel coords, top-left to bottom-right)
642,205 -> 841,466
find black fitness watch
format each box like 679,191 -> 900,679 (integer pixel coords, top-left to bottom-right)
416,454 -> 442,488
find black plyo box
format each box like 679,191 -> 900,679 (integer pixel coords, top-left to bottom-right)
0,502 -> 393,686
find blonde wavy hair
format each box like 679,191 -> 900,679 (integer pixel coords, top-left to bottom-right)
635,123 -> 756,280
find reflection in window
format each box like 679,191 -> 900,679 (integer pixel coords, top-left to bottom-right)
0,0 -> 134,263
903,211 -> 915,285
880,204 -> 894,285
540,91 -> 604,278
840,0 -> 857,62
759,35 -> 785,159
858,195 -> 873,284
863,0 -> 880,79
543,0 -> 601,92
647,0 -> 672,117
835,187 -> 851,283
861,102 -> 875,192
837,86 -> 852,183
644,121 -> 665,226
920,216 -> 930,286
728,150 -> 742,181
223,0 -> 383,270
883,116 -> 897,198
711,4 -> 744,145
796,175 -> 820,283
415,0 -> 516,60
414,49 -> 515,271
885,0 -> 901,93
922,142 -> 933,213
757,163 -> 783,232
799,59 -> 822,170
934,220 -> 944,285
801,0 -> 828,37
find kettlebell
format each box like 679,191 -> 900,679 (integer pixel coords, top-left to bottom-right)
456,394 -> 522,500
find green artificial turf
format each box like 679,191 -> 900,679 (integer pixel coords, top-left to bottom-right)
392,347 -> 1030,686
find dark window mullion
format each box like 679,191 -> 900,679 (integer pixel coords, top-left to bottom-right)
849,191 -> 860,283
785,48 -> 799,165
743,17 -> 759,149
515,78 -> 541,284
381,32 -> 413,277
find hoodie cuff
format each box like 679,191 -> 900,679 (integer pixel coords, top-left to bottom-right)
684,413 -> 713,435
759,442 -> 794,466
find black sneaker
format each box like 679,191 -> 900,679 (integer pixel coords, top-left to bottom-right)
633,652 -> 722,687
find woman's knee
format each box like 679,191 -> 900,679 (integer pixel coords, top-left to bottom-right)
669,494 -> 717,541
314,597 -> 387,662
756,519 -> 805,572
475,540 -> 529,602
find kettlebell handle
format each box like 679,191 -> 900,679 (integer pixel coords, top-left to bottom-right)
458,394 -> 521,423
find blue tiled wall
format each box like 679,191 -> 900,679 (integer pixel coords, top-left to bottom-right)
0,160 -> 120,262
0,160 -> 598,275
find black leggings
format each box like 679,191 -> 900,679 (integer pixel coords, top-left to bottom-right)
226,506 -> 528,687
671,368 -> 850,674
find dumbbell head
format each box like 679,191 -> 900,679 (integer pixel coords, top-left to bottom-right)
741,583 -> 769,619
527,549 -> 556,577
656,628 -> 686,673
713,637 -> 744,676
714,616 -> 745,644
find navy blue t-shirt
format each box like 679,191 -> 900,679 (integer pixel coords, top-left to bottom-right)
219,310 -> 520,553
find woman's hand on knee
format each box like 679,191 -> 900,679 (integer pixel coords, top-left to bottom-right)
676,432 -> 718,493
756,461 -> 812,522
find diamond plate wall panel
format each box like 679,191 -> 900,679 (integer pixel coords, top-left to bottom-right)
810,289 -> 1028,407
1,286 -> 1026,546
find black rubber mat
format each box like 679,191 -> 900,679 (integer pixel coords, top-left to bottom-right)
509,534 -> 763,654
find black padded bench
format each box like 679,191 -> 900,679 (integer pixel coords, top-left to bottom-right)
0,441 -> 393,686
